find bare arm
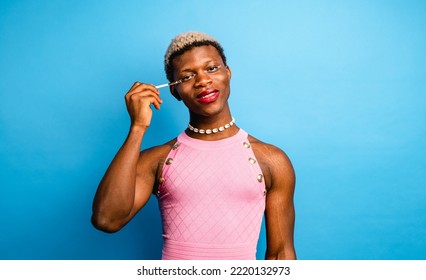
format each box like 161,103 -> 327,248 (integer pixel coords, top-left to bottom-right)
251,139 -> 296,259
91,82 -> 163,233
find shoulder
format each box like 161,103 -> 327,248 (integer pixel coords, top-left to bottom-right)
140,138 -> 177,158
139,137 -> 177,161
137,138 -> 177,173
248,134 -> 295,191
247,134 -> 293,169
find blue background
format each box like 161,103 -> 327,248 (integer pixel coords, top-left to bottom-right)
1,0 -> 425,260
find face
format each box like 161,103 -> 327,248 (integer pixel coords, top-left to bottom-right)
170,45 -> 232,117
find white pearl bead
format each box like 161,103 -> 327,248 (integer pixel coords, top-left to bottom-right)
187,117 -> 235,134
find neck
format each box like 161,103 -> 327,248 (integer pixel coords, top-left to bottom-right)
186,112 -> 238,141
188,104 -> 233,127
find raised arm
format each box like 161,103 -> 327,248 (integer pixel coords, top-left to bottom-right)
91,82 -> 163,233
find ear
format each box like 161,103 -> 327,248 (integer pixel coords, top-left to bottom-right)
226,65 -> 232,80
170,85 -> 182,101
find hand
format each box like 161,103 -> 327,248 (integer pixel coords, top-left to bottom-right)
124,82 -> 163,128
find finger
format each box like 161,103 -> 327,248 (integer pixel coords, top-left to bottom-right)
129,81 -> 142,91
133,89 -> 163,103
135,96 -> 161,111
151,100 -> 161,110
142,83 -> 161,96
126,88 -> 162,105
129,82 -> 160,94
128,90 -> 163,106
127,83 -> 161,99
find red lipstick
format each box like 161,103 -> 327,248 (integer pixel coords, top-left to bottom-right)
196,89 -> 220,104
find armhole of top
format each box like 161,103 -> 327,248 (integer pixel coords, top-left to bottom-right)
152,139 -> 178,196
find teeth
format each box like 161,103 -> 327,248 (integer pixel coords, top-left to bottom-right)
200,92 -> 216,99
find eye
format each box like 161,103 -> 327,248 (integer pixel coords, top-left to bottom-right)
181,73 -> 196,82
206,65 -> 221,73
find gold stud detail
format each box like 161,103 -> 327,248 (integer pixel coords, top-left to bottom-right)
166,158 -> 173,165
159,177 -> 165,184
257,174 -> 263,182
243,142 -> 251,149
172,143 -> 180,150
248,157 -> 256,164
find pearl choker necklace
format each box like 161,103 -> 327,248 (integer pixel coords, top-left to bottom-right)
188,117 -> 235,134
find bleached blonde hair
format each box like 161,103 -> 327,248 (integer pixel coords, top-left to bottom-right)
164,31 -> 226,82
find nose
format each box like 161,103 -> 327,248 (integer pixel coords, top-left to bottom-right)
194,71 -> 212,88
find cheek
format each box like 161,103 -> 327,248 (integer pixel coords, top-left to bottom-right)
217,76 -> 231,91
214,73 -> 230,85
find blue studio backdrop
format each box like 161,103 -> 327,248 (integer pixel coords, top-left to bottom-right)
1,0 -> 425,259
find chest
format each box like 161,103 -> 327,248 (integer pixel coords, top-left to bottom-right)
158,142 -> 266,203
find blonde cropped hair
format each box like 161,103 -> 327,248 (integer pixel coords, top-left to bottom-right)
164,31 -> 227,82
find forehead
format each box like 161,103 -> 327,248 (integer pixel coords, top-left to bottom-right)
172,45 -> 223,71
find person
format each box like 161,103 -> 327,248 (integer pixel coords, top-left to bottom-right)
91,31 -> 296,260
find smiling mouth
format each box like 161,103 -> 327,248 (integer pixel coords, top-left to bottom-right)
196,89 -> 220,103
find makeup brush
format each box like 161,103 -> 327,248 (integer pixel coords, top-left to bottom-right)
155,79 -> 183,89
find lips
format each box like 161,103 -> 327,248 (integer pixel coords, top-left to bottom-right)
196,89 -> 220,104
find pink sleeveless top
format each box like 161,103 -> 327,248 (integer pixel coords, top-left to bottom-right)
157,129 -> 266,260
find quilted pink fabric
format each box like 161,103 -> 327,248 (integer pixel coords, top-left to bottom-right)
157,129 -> 266,259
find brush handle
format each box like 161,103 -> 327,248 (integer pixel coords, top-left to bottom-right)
155,83 -> 169,89
155,79 -> 182,89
